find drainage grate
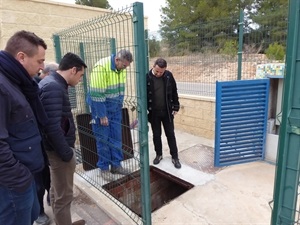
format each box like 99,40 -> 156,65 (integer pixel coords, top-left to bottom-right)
180,144 -> 224,174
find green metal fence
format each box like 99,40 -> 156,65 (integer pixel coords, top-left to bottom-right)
53,3 -> 150,225
271,0 -> 300,224
51,2 -> 292,224
148,10 -> 287,97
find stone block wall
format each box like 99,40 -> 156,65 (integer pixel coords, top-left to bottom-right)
175,95 -> 215,140
0,0 -> 214,141
1,0 -> 121,61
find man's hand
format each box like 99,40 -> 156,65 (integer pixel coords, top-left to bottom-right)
100,117 -> 109,126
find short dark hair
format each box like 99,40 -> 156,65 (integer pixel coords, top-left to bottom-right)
154,58 -> 167,68
5,30 -> 47,57
58,52 -> 87,72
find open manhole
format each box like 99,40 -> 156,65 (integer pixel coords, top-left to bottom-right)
103,166 -> 194,216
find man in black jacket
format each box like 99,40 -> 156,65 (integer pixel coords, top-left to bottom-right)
34,62 -> 58,225
147,58 -> 181,169
39,53 -> 87,225
0,30 -> 48,225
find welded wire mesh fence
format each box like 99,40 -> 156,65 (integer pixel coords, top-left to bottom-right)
52,3 -> 288,224
148,12 -> 287,97
53,3 -> 147,225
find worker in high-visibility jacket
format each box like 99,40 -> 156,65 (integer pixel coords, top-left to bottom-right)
87,49 -> 133,180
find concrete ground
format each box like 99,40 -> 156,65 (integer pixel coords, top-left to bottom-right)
36,182 -> 118,225
41,129 -> 276,225
149,130 -> 275,225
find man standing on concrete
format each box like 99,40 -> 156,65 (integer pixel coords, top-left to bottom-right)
34,62 -> 59,225
0,30 -> 48,225
147,58 -> 181,169
39,52 -> 87,225
87,49 -> 133,180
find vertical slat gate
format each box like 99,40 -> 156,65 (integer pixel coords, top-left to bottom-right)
214,79 -> 270,167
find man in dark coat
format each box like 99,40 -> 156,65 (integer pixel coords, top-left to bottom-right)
33,62 -> 58,225
39,52 -> 87,225
0,30 -> 48,225
146,58 -> 181,169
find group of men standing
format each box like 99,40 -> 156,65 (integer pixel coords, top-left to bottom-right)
0,29 -> 181,225
0,30 -> 87,225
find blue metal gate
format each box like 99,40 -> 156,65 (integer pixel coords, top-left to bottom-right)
214,79 -> 270,167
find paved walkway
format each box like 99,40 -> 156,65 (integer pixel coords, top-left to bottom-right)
36,185 -> 118,225
40,130 -> 276,225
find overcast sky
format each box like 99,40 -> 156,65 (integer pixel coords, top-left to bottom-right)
50,0 -> 166,32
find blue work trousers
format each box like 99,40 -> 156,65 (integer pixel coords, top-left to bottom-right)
92,110 -> 123,170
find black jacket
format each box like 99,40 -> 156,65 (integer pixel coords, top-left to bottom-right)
0,51 -> 46,192
146,69 -> 180,121
39,72 -> 75,162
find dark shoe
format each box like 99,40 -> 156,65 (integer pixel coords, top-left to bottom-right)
172,158 -> 181,169
35,213 -> 50,225
72,219 -> 86,225
153,155 -> 162,165
111,166 -> 130,175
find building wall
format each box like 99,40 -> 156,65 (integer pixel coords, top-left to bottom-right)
0,0 -> 214,140
0,0 -> 147,62
175,95 -> 215,140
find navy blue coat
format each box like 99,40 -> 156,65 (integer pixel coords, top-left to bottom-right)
0,74 -> 44,192
39,72 -> 75,162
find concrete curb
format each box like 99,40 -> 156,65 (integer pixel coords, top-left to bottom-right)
74,174 -> 137,225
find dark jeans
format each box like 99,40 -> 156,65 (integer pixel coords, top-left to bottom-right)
150,110 -> 179,159
34,165 -> 50,214
0,180 -> 39,225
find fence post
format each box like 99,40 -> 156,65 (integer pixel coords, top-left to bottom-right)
133,2 -> 152,225
79,42 -> 89,113
53,34 -> 62,62
237,9 -> 244,80
271,0 -> 300,224
110,38 -> 116,55
144,29 -> 149,72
